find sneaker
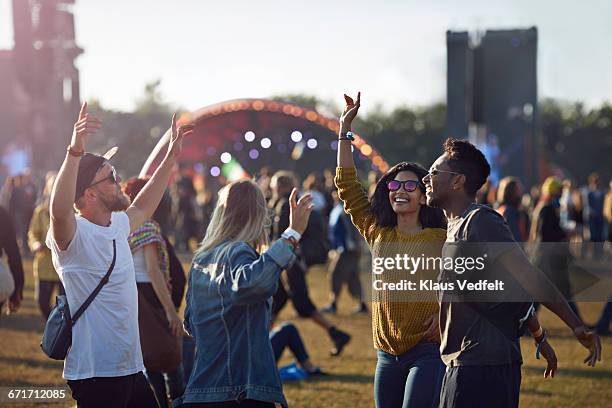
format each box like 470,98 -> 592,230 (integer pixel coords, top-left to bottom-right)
329,328 -> 351,356
320,303 -> 337,314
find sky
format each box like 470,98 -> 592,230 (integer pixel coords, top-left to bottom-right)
1,0 -> 611,113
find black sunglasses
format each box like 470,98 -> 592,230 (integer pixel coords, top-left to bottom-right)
424,169 -> 463,179
387,179 -> 420,192
88,167 -> 119,188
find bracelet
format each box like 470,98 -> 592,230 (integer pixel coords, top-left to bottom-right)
67,145 -> 85,157
531,326 -> 543,339
339,131 -> 354,141
535,329 -> 548,360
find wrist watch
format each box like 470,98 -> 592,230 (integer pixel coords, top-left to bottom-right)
339,131 -> 354,141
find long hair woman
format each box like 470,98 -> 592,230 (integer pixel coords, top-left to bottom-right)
175,180 -> 312,408
335,92 -> 447,408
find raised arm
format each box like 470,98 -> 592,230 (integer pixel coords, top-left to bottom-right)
337,92 -> 360,169
335,92 -> 376,244
126,114 -> 193,232
230,190 -> 313,304
50,102 -> 102,250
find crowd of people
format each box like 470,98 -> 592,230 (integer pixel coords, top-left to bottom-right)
0,94 -> 609,407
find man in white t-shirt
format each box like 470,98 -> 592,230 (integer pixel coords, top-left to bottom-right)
46,102 -> 193,408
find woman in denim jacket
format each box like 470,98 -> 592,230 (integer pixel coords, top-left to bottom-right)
175,180 -> 313,408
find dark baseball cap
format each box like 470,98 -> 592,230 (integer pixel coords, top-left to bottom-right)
75,147 -> 118,202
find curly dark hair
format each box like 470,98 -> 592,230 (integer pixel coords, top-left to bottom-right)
442,138 -> 490,196
370,162 -> 446,234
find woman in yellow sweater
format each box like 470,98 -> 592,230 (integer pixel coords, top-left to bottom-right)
335,93 -> 447,408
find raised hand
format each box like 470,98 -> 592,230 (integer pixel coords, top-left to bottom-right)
574,325 -> 602,367
71,102 -> 102,152
340,92 -> 361,132
288,188 -> 313,235
167,113 -> 195,159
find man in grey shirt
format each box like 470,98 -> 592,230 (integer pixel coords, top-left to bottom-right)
423,138 -> 601,408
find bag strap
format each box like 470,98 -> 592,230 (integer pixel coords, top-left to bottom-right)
71,240 -> 117,326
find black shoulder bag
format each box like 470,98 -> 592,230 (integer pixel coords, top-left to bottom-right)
41,240 -> 117,360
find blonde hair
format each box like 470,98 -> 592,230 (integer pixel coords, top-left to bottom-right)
196,180 -> 270,262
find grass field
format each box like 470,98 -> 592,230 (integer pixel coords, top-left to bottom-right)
1,258 -> 611,407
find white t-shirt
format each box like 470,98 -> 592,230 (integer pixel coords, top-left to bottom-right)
46,212 -> 144,380
132,248 -> 151,283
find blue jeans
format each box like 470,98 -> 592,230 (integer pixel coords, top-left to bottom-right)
374,343 -> 444,408
270,322 -> 309,363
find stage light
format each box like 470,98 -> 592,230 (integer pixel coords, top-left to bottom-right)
330,140 -> 338,150
277,144 -> 287,153
261,138 -> 272,149
306,139 -> 318,149
207,147 -> 217,156
249,149 -> 259,159
234,142 -> 243,151
220,152 -> 232,164
291,131 -> 302,142
210,166 -> 221,177
244,131 -> 256,142
360,144 -> 373,156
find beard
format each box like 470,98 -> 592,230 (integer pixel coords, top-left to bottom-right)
426,193 -> 442,208
100,190 -> 131,212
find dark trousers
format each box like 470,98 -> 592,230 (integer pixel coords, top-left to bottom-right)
270,322 -> 309,363
67,372 -> 159,408
272,263 -> 317,318
328,250 -> 362,300
37,280 -> 65,319
146,367 -> 185,408
439,363 -> 521,408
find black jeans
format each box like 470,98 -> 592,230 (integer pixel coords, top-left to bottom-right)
439,363 -> 521,408
270,322 -> 309,363
272,262 -> 317,318
67,372 -> 159,408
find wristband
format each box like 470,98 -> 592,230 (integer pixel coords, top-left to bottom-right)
339,131 -> 354,141
531,326 -> 543,339
67,145 -> 85,157
281,228 -> 302,242
535,329 -> 548,360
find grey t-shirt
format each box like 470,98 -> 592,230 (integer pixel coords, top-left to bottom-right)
438,203 -> 532,367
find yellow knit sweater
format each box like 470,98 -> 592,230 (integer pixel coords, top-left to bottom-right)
335,167 -> 446,355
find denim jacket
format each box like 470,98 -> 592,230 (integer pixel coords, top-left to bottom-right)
174,239 -> 296,407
